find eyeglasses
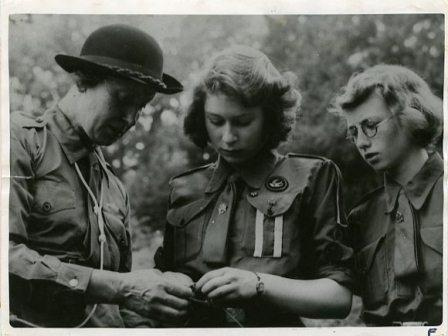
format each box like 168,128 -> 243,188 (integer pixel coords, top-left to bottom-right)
346,115 -> 394,143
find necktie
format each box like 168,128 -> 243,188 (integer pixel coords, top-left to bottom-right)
203,174 -> 241,264
393,188 -> 419,278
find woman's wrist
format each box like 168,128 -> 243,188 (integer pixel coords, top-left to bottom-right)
86,269 -> 124,304
253,272 -> 265,297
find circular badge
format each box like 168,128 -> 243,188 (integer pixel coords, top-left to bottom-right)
265,176 -> 289,192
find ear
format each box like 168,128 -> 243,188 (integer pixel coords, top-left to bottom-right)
75,81 -> 88,93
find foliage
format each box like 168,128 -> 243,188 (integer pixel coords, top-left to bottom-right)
8,14 -> 444,327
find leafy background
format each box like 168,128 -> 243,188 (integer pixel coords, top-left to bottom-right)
9,14 -> 444,326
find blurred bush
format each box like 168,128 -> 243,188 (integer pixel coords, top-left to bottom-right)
9,14 -> 444,327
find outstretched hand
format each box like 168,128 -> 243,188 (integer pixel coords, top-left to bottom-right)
195,267 -> 258,305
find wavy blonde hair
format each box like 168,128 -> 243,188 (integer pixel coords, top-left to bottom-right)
331,64 -> 442,149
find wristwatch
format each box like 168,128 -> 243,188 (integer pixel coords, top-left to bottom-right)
254,272 -> 265,296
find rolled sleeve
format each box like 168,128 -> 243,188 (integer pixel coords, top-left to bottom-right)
308,160 -> 354,290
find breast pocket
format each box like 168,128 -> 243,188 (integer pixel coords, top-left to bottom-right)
355,235 -> 388,308
166,199 -> 211,265
243,190 -> 302,258
33,180 -> 76,215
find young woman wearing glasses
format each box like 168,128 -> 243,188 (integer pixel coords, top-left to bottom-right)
332,64 -> 443,326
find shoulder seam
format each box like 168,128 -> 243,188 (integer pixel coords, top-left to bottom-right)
287,152 -> 330,162
170,163 -> 214,180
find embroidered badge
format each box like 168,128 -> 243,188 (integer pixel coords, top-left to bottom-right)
394,210 -> 404,223
265,176 -> 288,192
218,203 -> 228,214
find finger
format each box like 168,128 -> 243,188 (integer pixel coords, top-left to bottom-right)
164,272 -> 194,287
196,268 -> 227,289
207,283 -> 235,300
159,293 -> 191,310
149,305 -> 189,323
201,275 -> 231,295
165,282 -> 194,299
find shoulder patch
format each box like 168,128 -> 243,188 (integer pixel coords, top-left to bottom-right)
11,111 -> 47,129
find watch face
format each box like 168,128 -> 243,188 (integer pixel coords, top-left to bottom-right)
256,281 -> 265,294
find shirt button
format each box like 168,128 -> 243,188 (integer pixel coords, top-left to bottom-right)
250,191 -> 258,197
69,278 -> 79,287
42,201 -> 52,212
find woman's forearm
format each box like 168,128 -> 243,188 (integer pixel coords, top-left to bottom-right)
257,274 -> 352,319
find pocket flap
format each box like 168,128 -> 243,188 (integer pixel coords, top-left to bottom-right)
356,235 -> 385,273
246,188 -> 301,217
33,180 -> 76,214
420,226 -> 443,254
167,197 -> 213,227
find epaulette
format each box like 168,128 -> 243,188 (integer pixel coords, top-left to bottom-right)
11,111 -> 47,129
350,185 -> 385,210
170,162 -> 214,181
287,152 -> 330,162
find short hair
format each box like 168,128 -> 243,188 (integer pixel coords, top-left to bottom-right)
184,45 -> 301,149
331,64 -> 442,149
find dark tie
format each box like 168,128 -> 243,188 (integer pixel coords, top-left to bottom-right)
394,188 -> 419,278
203,174 -> 241,264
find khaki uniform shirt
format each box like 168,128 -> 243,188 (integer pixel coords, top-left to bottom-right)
349,153 -> 443,326
159,151 -> 353,326
9,107 -> 132,327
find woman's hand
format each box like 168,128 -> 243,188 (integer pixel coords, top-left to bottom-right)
195,267 -> 258,304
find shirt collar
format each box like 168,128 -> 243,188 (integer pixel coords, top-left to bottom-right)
205,150 -> 280,193
384,153 -> 443,212
44,105 -> 95,164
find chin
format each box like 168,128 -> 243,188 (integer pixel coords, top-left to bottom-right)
221,155 -> 249,166
368,160 -> 389,173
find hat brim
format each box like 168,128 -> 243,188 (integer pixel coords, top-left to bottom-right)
55,54 -> 183,94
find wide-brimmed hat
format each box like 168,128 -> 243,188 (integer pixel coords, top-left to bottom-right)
55,24 -> 183,94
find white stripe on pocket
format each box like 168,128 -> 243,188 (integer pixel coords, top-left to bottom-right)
273,215 -> 283,257
253,209 -> 264,257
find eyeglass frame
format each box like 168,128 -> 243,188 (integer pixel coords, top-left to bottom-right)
346,115 -> 395,143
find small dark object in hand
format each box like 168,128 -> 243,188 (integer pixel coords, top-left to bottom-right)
189,284 -> 213,307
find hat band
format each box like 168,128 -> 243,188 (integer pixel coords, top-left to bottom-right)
106,64 -> 167,89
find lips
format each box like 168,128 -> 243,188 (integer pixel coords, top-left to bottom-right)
220,148 -> 243,157
364,152 -> 379,161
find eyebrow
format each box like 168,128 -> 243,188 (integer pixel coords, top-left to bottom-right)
204,111 -> 253,118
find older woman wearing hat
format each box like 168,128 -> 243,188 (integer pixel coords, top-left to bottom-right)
157,46 -> 354,327
9,24 -> 193,327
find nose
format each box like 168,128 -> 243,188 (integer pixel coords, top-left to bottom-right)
122,108 -> 140,128
222,123 -> 237,145
355,128 -> 371,151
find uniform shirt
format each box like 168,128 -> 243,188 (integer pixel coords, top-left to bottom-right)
9,106 -> 132,327
349,153 -> 443,326
160,151 -> 353,326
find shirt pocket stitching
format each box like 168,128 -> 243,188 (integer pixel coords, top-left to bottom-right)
355,235 -> 387,307
167,199 -> 212,264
